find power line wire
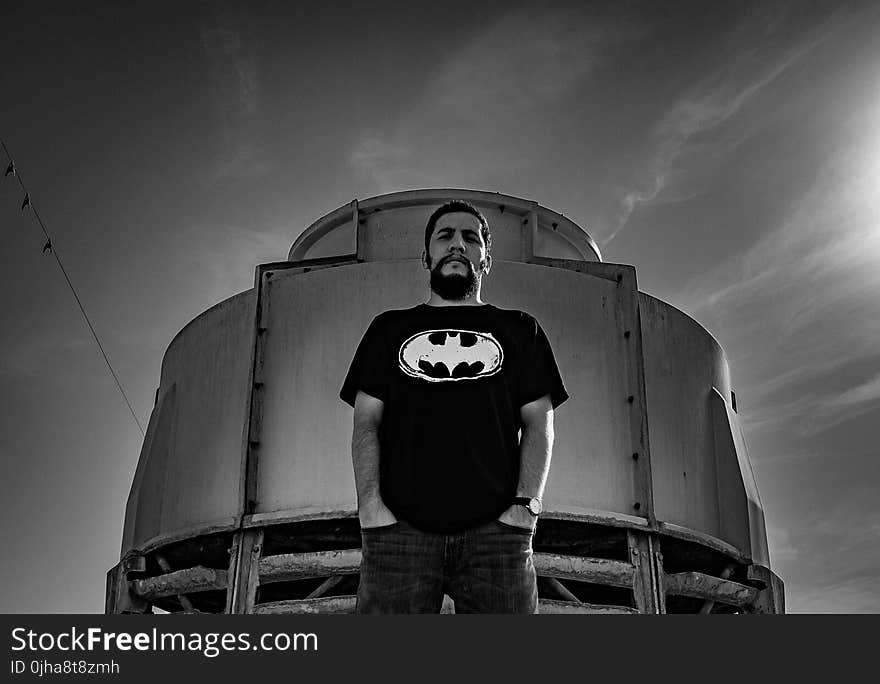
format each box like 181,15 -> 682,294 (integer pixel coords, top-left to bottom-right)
1,137 -> 145,437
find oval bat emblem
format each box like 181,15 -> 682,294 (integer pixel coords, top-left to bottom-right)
398,329 -> 504,382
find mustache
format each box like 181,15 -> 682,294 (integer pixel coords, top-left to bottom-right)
436,254 -> 472,269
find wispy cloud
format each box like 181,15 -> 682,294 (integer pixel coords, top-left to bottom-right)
602,13 -> 833,244
200,8 -> 269,182
349,8 -> 639,192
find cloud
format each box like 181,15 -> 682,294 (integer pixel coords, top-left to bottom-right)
200,9 -> 269,182
172,223 -> 290,305
601,15 -> 832,244
789,576 -> 880,613
349,8 -> 637,192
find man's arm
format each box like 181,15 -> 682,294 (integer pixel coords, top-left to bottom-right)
498,394 -> 555,530
352,390 -> 397,529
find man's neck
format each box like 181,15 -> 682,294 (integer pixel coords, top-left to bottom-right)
425,289 -> 486,307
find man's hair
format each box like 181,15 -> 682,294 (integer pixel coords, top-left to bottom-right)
424,200 -> 492,255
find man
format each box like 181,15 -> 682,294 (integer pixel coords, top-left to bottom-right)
340,200 -> 568,613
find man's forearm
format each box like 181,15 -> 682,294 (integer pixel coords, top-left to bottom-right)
517,415 -> 554,499
352,421 -> 382,509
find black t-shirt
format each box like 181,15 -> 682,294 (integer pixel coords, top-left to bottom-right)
340,303 -> 568,533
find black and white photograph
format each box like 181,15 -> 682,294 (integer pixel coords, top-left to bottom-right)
2,0 -> 879,629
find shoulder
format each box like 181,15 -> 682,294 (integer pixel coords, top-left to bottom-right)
486,305 -> 539,330
370,305 -> 423,326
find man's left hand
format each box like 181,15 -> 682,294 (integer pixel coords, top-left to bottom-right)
497,503 -> 537,531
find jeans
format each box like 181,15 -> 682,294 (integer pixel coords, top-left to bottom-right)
357,518 -> 538,614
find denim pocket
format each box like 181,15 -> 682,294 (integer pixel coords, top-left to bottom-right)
361,520 -> 402,534
493,519 -> 534,535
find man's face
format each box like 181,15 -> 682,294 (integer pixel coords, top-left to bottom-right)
425,211 -> 491,300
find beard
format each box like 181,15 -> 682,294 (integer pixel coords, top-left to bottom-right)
429,255 -> 481,300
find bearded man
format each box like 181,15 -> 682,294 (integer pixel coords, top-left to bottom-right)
340,200 -> 568,613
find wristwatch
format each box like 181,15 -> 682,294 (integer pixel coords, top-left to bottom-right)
513,496 -> 543,516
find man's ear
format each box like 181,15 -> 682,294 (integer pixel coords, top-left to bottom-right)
421,250 -> 430,270
482,254 -> 492,275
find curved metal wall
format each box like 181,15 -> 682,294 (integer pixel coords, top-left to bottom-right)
122,290 -> 255,554
121,190 -> 770,569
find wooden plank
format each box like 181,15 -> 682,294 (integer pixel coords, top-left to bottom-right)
543,578 -> 582,603
665,571 -> 758,608
534,553 -> 634,588
305,575 -> 345,600
230,529 -> 263,614
539,599 -> 638,615
254,596 -> 357,614
259,549 -> 362,583
700,565 -> 735,614
747,565 -> 786,614
254,596 -> 638,615
629,530 -> 662,613
132,566 -> 228,601
155,554 -> 197,613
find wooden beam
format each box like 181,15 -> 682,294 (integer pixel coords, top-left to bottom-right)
629,530 -> 662,613
132,566 -> 228,602
543,578 -> 582,603
700,565 -> 735,614
747,565 -> 786,614
665,572 -> 758,608
155,554 -> 198,613
305,575 -> 346,600
254,596 -> 357,614
534,553 -> 634,588
539,599 -> 638,615
259,549 -> 362,584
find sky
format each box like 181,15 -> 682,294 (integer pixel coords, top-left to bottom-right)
1,0 -> 879,613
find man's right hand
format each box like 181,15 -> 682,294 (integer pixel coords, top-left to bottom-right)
358,499 -> 398,529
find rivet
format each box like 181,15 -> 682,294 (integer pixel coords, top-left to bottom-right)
633,502 -> 641,511
632,452 -> 639,461
627,395 -> 634,403
616,273 -> 623,283
624,330 -> 631,338
265,271 -> 273,279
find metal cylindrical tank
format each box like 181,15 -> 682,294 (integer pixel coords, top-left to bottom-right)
107,189 -> 783,615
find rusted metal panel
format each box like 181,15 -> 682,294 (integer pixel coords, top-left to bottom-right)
640,295 -> 733,542
121,290 -> 256,555
290,189 -> 600,264
664,571 -> 758,608
489,263 -> 648,519
713,389 -> 770,566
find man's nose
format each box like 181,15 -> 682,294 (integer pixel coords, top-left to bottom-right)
448,235 -> 466,252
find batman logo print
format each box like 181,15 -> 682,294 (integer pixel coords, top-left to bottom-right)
398,329 -> 503,382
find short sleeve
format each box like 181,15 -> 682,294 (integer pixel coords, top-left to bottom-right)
340,315 -> 389,407
519,316 -> 568,409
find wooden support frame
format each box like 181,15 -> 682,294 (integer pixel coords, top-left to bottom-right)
132,566 -> 228,603
228,529 -> 264,614
539,600 -> 638,615
665,571 -> 758,609
628,530 -> 663,613
254,596 -> 357,614
105,553 -> 149,614
747,564 -> 786,614
260,549 -> 361,584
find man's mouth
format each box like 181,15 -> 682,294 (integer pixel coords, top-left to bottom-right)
441,256 -> 469,267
